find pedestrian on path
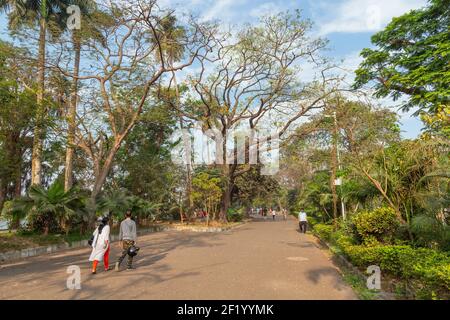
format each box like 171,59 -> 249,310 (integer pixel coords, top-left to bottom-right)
298,209 -> 308,234
283,208 -> 287,220
115,210 -> 138,271
89,216 -> 111,274
272,208 -> 276,221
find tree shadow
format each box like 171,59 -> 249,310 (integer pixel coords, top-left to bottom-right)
305,266 -> 348,292
0,229 -> 226,299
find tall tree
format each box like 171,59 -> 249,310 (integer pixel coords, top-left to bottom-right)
0,41 -> 36,211
153,15 -> 193,222
353,0 -> 450,115
64,3 -> 112,191
53,0 -> 215,201
178,12 -> 337,221
0,0 -> 72,186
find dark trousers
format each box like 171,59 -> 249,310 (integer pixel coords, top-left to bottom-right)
299,221 -> 307,233
117,239 -> 135,268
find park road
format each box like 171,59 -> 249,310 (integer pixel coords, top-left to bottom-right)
0,217 -> 356,299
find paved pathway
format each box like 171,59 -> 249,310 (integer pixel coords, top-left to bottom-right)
0,217 -> 356,299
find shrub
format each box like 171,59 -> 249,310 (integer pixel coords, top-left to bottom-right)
339,242 -> 450,296
307,215 -> 320,227
227,207 -> 243,222
311,208 -> 450,298
352,207 -> 399,245
313,223 -> 334,242
411,214 -> 450,251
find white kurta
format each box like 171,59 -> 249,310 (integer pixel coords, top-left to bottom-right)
88,225 -> 110,262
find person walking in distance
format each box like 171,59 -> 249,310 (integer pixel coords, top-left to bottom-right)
298,209 -> 308,234
115,210 -> 137,271
272,208 -> 276,221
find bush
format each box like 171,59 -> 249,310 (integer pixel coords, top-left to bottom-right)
311,207 -> 450,298
227,207 -> 243,222
307,215 -> 320,227
352,207 -> 400,245
411,214 -> 450,251
338,242 -> 450,297
313,223 -> 334,242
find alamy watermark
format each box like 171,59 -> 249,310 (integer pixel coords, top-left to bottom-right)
66,5 -> 81,30
366,265 -> 381,290
170,126 -> 280,175
66,265 -> 81,290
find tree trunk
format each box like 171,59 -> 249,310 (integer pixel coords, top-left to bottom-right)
90,143 -> 121,200
172,68 -> 194,218
31,17 -> 47,186
0,180 -> 6,214
219,184 -> 232,222
65,31 -> 81,191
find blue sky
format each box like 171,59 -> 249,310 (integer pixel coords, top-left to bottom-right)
0,0 -> 428,138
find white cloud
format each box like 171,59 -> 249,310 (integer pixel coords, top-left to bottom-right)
250,2 -> 281,17
313,0 -> 427,35
201,0 -> 241,22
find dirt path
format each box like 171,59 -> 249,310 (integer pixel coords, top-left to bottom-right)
0,217 -> 356,299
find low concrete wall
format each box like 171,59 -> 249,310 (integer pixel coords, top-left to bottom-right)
0,223 -> 243,264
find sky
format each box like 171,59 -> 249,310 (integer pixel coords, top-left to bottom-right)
0,0 -> 429,138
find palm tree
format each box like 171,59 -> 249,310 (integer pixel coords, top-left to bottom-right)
0,0 -> 72,186
64,2 -> 112,191
9,180 -> 85,235
96,189 -> 133,220
153,16 -> 191,222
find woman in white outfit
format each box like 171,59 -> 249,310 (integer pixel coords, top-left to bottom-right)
89,216 -> 111,274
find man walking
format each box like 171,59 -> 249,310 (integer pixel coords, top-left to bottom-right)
115,210 -> 137,271
298,209 -> 308,234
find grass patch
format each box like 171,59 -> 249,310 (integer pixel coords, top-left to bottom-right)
0,231 -> 92,253
341,270 -> 380,300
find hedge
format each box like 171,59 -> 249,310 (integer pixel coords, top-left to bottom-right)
313,223 -> 450,298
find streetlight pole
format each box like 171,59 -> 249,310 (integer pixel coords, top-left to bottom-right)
333,110 -> 346,221
325,108 -> 347,222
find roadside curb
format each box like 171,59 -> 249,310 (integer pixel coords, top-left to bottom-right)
0,221 -> 246,264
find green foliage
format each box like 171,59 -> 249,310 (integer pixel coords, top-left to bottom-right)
227,207 -> 244,222
341,244 -> 450,297
351,207 -> 399,245
97,188 -> 133,219
234,166 -> 280,208
0,40 -> 36,211
6,180 -> 86,234
411,214 -> 450,251
341,272 -> 380,300
296,170 -> 333,221
192,171 -> 223,218
353,0 -> 450,115
1,200 -> 27,229
115,102 -> 177,206
315,222 -> 450,299
97,189 -> 160,222
313,223 -> 334,242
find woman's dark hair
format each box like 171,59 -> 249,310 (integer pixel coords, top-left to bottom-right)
98,216 -> 109,234
125,210 -> 132,218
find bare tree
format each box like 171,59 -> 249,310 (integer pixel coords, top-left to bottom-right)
53,0 -> 217,200
174,11 -> 341,221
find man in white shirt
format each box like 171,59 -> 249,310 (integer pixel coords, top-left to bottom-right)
298,209 -> 308,233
